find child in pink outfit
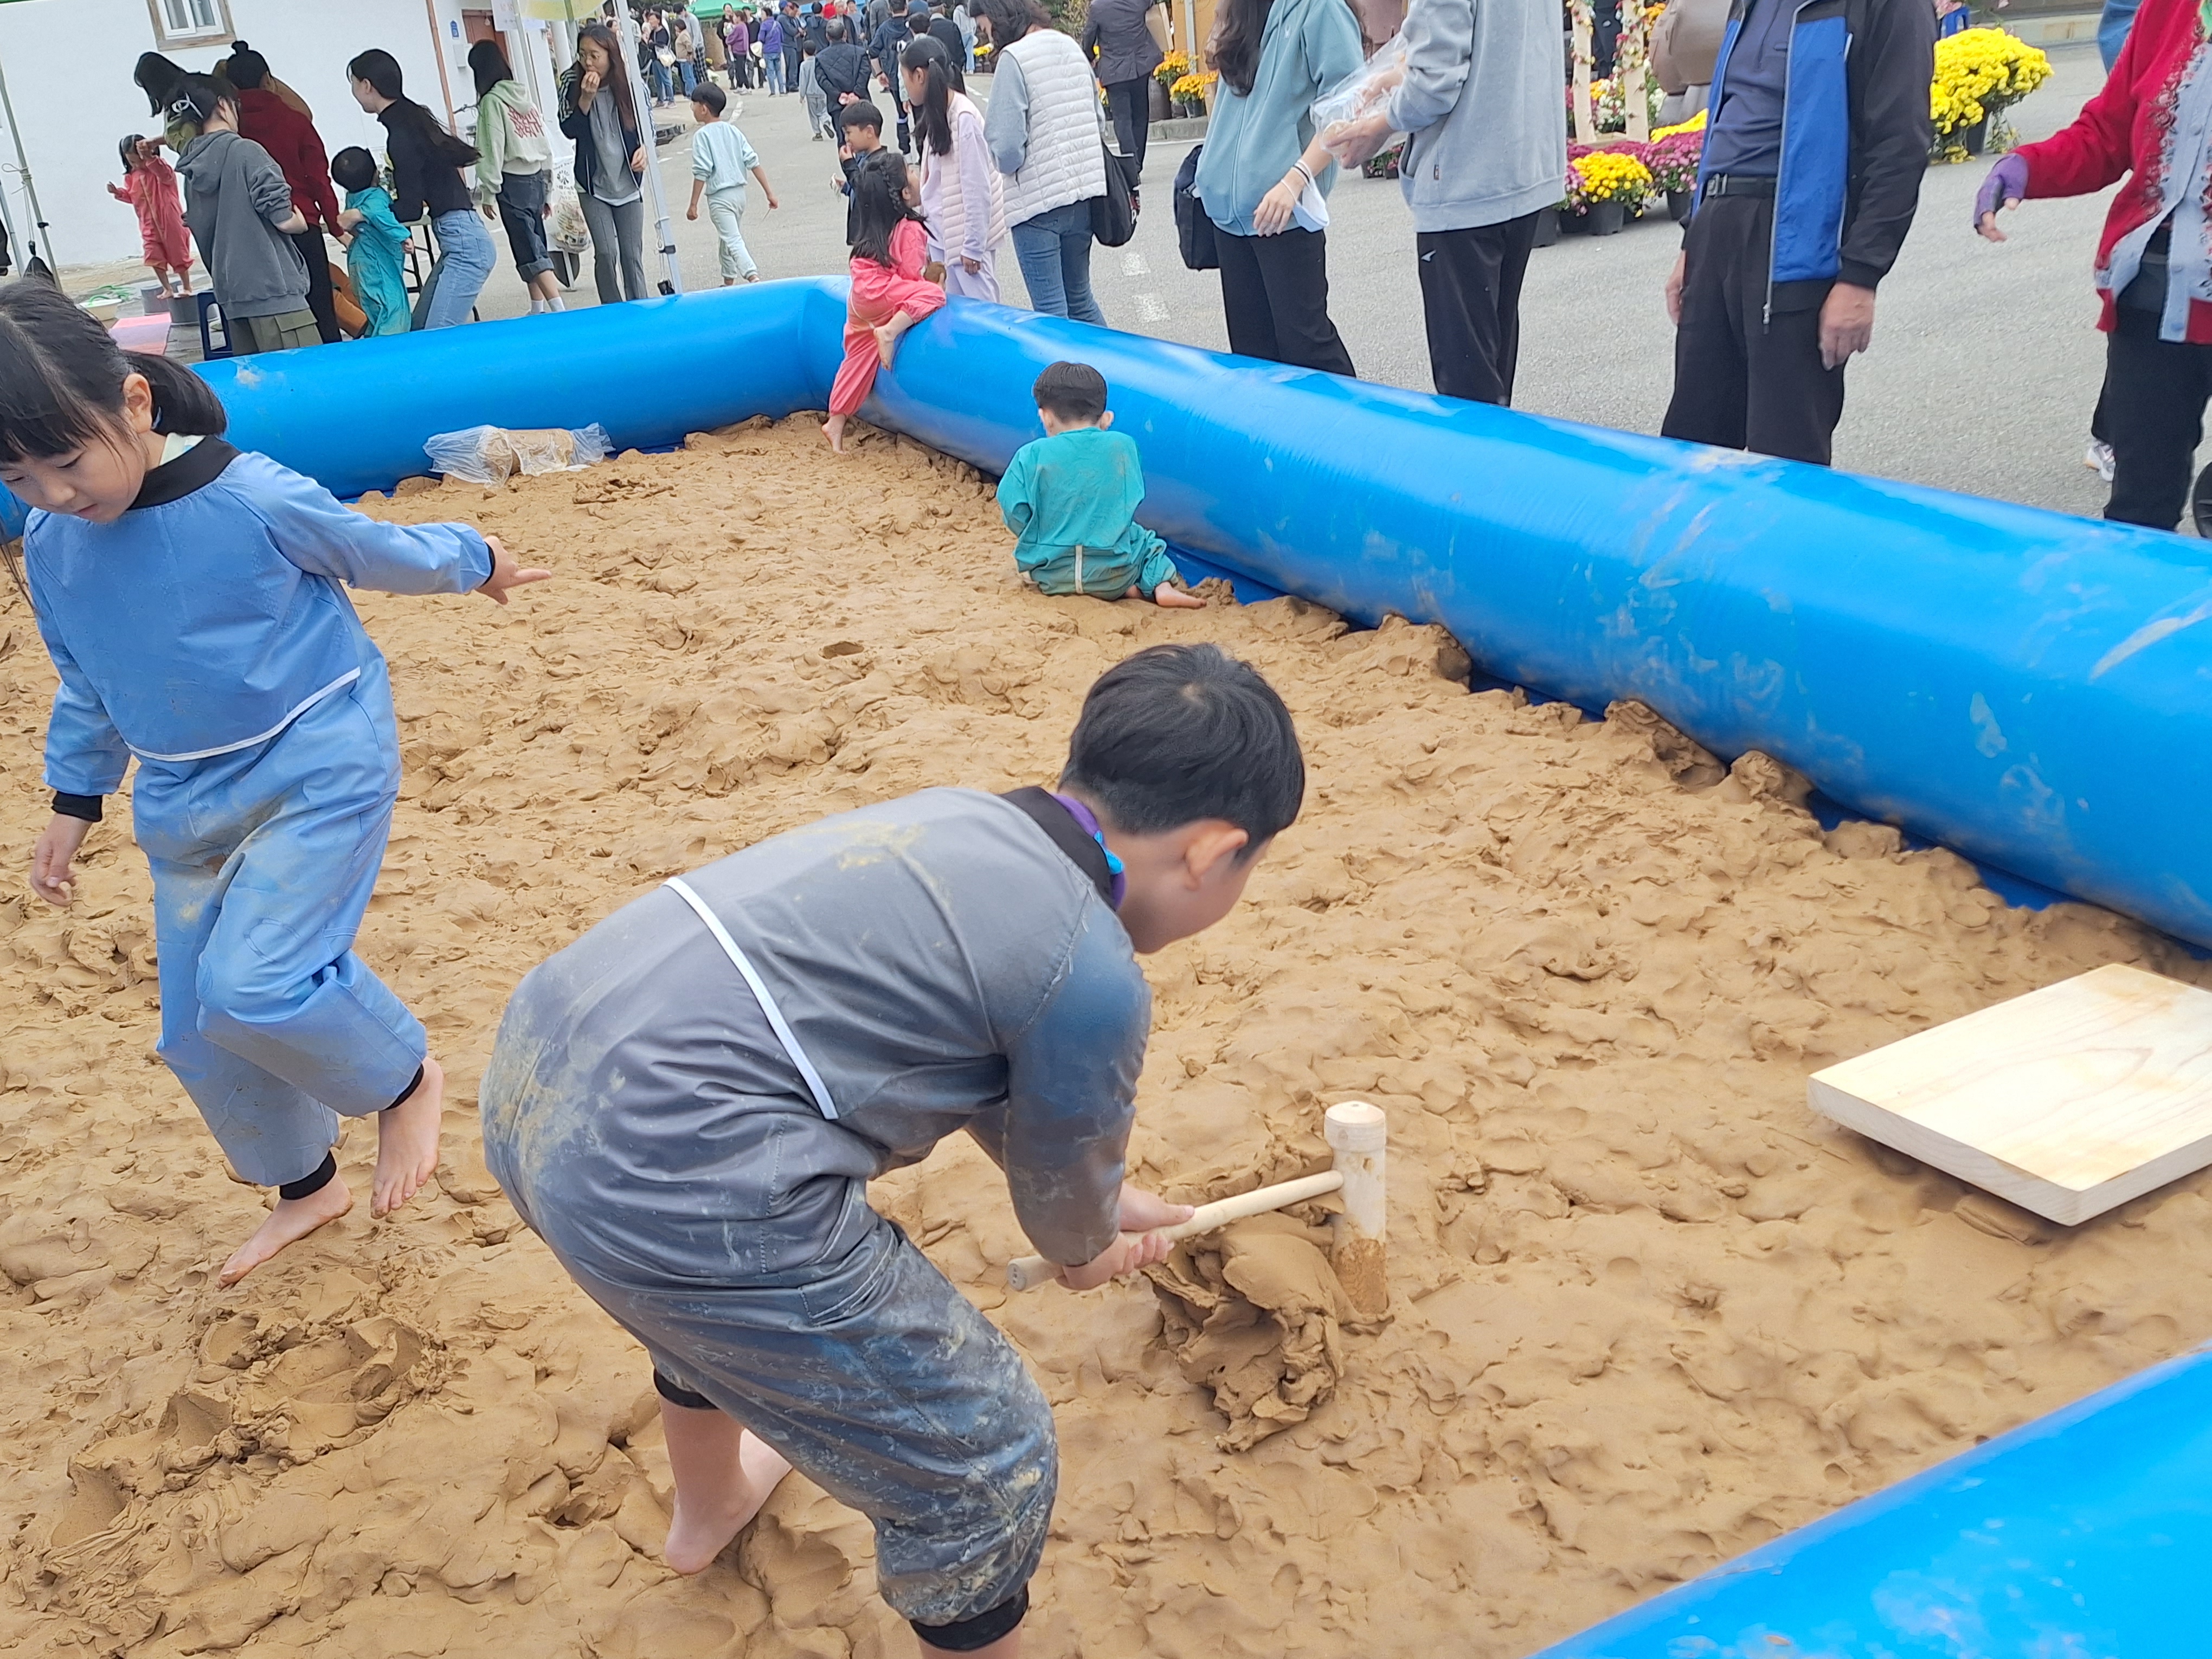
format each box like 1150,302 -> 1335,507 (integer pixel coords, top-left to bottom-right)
824,151 -> 944,451
108,135 -> 194,298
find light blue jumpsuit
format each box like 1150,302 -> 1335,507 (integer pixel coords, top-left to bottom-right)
26,437 -> 491,1187
995,426 -> 1180,600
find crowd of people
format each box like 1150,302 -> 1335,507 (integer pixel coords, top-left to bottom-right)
87,0 -> 2212,533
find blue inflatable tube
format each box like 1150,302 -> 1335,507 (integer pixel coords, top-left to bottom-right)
164,281 -> 2208,950
1529,1341 -> 2212,1656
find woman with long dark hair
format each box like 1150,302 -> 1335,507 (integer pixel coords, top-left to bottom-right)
1192,0 -> 1360,373
558,22 -> 652,303
346,49 -> 496,330
904,36 -> 1003,300
468,40 -> 564,314
975,0 -> 1110,323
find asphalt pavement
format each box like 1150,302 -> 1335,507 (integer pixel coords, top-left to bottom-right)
485,46 -> 2133,518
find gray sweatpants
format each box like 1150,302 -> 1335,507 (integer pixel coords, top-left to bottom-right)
483,1068 -> 1056,1626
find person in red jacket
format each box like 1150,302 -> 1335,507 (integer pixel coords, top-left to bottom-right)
224,42 -> 345,343
1977,0 -> 2212,529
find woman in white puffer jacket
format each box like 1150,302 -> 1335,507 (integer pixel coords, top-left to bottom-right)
976,0 -> 1109,322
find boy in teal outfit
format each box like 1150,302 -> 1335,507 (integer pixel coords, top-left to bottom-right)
331,147 -> 410,337
996,363 -> 1206,608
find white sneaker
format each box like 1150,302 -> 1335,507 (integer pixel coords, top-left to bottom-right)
2085,439 -> 2115,482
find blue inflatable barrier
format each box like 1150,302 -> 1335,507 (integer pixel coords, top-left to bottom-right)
1531,1341 -> 2212,1656
187,281 -> 2212,948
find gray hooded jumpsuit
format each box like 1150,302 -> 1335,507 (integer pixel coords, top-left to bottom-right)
479,786 -> 1146,1626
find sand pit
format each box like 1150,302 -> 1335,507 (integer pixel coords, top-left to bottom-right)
3,415 -> 2211,1657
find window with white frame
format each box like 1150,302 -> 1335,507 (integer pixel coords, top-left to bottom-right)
146,0 -> 235,48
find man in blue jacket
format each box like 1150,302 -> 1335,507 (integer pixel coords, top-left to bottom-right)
1660,0 -> 1934,465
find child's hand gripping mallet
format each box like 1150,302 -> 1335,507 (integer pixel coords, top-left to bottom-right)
1005,1101 -> 1388,1293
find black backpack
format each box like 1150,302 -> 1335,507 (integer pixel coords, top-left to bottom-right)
1173,145 -> 1217,271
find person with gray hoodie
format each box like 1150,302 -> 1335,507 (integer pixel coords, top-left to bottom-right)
168,76 -> 318,356
1329,0 -> 1566,404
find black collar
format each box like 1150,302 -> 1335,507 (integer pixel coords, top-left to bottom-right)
131,436 -> 237,511
1000,787 -> 1116,906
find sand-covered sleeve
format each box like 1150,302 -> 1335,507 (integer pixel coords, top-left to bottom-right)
999,905 -> 1150,1265
996,443 -> 1038,543
238,455 -> 493,596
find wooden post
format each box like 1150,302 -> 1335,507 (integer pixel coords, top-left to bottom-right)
1618,0 -> 1651,142
1324,1101 -> 1388,1317
1570,0 -> 1596,146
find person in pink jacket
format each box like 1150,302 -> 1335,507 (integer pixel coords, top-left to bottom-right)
108,135 -> 194,297
824,151 -> 947,451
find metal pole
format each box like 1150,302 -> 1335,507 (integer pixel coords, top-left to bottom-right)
612,7 -> 683,294
0,52 -> 52,269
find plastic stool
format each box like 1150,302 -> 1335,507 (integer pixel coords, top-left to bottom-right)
196,291 -> 232,361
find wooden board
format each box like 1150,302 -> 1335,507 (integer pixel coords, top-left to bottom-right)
1808,964 -> 2212,1226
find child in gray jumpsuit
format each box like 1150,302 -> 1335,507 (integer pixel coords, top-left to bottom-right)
480,643 -> 1304,1656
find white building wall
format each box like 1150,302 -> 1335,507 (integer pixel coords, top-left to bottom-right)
0,0 -> 456,269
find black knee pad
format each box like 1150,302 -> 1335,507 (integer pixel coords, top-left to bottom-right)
652,1369 -> 718,1412
909,1586 -> 1028,1652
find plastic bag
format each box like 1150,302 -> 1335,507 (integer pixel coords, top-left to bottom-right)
423,423 -> 613,485
1314,36 -> 1409,164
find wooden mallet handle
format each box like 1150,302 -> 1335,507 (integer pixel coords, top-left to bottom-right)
1004,1169 -> 1346,1292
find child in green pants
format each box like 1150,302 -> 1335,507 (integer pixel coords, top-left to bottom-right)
996,362 -> 1207,608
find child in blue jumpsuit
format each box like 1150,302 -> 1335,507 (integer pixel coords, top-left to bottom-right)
480,644 -> 1304,1657
996,362 -> 1206,609
331,146 -> 411,337
2,282 -> 549,1287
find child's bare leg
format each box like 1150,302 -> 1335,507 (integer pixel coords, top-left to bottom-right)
372,1055 -> 444,1217
661,1398 -> 793,1573
1152,582 -> 1206,609
822,412 -> 848,452
217,1173 -> 353,1286
873,308 -> 919,368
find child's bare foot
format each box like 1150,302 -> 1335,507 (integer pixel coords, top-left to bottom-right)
374,1057 -> 444,1217
1153,582 -> 1207,609
822,413 -> 847,452
873,311 -> 917,368
218,1176 -> 353,1286
665,1431 -> 792,1573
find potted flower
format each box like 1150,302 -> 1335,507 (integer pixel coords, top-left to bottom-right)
1568,148 -> 1653,235
1168,69 -> 1214,118
1647,124 -> 1702,222
1930,27 -> 2052,158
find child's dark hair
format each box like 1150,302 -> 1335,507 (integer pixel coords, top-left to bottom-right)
1061,645 -> 1303,852
1034,362 -> 1107,423
850,149 -> 922,266
347,49 -> 479,169
0,282 -> 226,465
839,99 -> 884,134
117,134 -> 145,175
331,146 -> 378,194
691,79 -> 728,114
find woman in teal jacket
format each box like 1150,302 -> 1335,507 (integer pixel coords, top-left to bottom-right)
1193,0 -> 1362,374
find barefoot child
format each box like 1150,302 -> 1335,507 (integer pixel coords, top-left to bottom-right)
999,362 -> 1205,608
480,643 -> 1302,1656
823,149 -> 942,451
2,284 -> 549,1287
107,134 -> 193,298
684,80 -> 779,284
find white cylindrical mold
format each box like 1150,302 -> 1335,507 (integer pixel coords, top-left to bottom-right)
1324,1101 -> 1387,1242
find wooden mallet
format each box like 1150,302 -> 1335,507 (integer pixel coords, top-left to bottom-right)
1004,1101 -> 1389,1293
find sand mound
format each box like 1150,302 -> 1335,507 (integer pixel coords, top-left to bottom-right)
2,415 -> 2209,1657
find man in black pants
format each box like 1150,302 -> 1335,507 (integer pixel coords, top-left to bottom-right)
1660,0 -> 1933,465
1330,0 -> 1568,406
